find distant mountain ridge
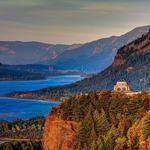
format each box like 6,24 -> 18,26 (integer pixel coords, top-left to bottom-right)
0,41 -> 82,65
0,25 -> 150,73
50,25 -> 150,73
9,26 -> 150,100
70,27 -> 150,92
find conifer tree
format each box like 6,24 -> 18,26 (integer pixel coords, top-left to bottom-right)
99,109 -> 110,136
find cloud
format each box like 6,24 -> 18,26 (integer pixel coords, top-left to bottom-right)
0,0 -> 150,43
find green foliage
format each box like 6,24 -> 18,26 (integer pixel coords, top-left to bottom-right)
131,135 -> 139,150
114,136 -> 127,150
126,98 -> 141,122
0,116 -> 45,140
142,113 -> 150,139
0,141 -> 42,150
61,91 -> 150,150
103,126 -> 118,150
0,66 -> 45,81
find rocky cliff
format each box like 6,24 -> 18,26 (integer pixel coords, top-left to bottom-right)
43,91 -> 150,150
42,106 -> 78,150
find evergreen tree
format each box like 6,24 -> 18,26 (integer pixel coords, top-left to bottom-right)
98,109 -> 110,136
142,112 -> 150,139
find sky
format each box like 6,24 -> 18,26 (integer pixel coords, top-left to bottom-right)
0,0 -> 150,44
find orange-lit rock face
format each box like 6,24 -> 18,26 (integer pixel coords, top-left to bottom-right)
112,54 -> 125,67
43,107 -> 78,150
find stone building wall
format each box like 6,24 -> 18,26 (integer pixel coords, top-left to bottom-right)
114,81 -> 130,92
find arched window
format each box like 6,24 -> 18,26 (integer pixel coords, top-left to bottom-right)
117,87 -> 121,91
122,87 -> 127,91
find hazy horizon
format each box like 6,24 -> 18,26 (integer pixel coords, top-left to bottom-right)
0,0 -> 150,44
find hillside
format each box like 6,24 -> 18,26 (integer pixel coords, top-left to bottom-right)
0,41 -> 81,65
0,26 -> 150,74
51,25 -> 150,73
43,91 -> 150,150
9,26 -> 150,101
0,64 -> 46,81
71,28 -> 150,92
52,28 -> 150,92
0,116 -> 44,150
0,63 -> 86,81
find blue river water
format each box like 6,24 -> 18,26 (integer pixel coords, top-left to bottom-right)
0,75 -> 82,121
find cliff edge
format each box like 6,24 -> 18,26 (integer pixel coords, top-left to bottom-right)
42,106 -> 78,150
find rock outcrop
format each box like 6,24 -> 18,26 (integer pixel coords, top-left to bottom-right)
42,106 -> 78,150
42,93 -> 150,150
112,54 -> 125,67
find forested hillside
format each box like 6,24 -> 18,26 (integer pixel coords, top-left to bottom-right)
0,116 -> 45,140
0,116 -> 45,150
0,67 -> 45,81
0,64 -> 85,81
0,141 -> 42,150
43,91 -> 150,150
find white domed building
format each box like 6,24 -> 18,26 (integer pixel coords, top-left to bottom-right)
113,80 -> 130,92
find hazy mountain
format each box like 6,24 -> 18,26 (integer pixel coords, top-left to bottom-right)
72,27 -> 150,90
50,25 -> 150,73
0,41 -> 81,65
68,27 -> 150,92
0,25 -> 150,74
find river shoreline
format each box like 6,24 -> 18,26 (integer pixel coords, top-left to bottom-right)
0,71 -> 86,82
0,75 -> 83,96
0,75 -> 81,121
0,97 -> 59,121
0,97 -> 60,103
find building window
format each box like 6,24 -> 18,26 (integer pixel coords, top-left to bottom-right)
117,87 -> 121,91
122,87 -> 127,91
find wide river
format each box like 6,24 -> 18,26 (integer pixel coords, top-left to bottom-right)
0,75 -> 83,121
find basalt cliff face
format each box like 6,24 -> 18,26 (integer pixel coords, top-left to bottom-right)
43,106 -> 78,150
43,92 -> 150,150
